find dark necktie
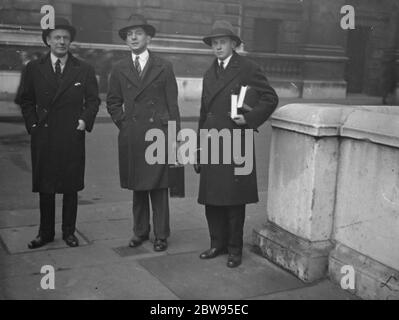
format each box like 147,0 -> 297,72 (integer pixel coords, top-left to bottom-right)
217,60 -> 224,78
134,56 -> 141,76
55,59 -> 62,82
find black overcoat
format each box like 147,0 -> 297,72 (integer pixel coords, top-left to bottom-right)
106,52 -> 181,190
19,52 -> 100,193
197,52 -> 278,205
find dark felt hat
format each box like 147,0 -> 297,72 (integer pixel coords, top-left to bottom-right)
42,17 -> 76,47
118,14 -> 156,40
203,20 -> 242,46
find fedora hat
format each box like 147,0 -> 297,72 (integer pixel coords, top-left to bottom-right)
118,14 -> 156,40
203,20 -> 242,46
42,17 -> 76,47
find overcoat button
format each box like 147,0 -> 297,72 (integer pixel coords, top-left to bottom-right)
44,123 -> 48,127
149,118 -> 154,123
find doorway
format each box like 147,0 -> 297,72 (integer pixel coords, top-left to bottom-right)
345,26 -> 371,93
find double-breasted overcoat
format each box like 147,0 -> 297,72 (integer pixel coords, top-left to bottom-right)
20,52 -> 100,193
197,52 -> 278,205
106,53 -> 181,190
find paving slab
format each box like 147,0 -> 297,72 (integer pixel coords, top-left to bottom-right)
249,280 -> 359,300
0,260 -> 179,300
77,201 -> 131,222
0,224 -> 89,254
45,241 -> 121,270
47,238 -> 170,268
0,201 -> 132,229
93,238 -> 162,260
164,228 -> 209,255
0,209 -> 40,228
138,250 -> 305,300
96,228 -> 209,259
0,249 -> 56,280
0,243 -> 8,260
113,244 -> 150,257
77,219 -> 131,242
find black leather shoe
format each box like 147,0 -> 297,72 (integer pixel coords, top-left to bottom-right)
199,247 -> 228,259
28,235 -> 54,249
63,234 -> 79,247
227,254 -> 242,268
154,239 -> 168,252
128,235 -> 149,248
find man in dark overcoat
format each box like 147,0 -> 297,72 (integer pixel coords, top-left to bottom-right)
19,18 -> 100,249
196,20 -> 279,267
107,15 -> 181,252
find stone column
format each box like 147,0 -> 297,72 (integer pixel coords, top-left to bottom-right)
254,103 -> 399,299
253,104 -> 352,282
329,106 -> 399,300
301,0 -> 348,98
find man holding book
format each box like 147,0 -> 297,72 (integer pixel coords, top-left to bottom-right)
195,20 -> 279,268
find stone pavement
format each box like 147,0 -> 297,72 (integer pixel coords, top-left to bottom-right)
0,193 -> 357,300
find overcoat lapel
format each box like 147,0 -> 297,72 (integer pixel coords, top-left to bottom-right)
204,52 -> 241,107
119,52 -> 164,100
37,53 -> 58,91
51,53 -> 83,106
134,53 -> 164,99
139,55 -> 151,80
120,56 -> 141,89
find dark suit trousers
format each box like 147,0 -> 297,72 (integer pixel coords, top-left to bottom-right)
39,193 -> 78,239
133,188 -> 170,240
205,205 -> 246,255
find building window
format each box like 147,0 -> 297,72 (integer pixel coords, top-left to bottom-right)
253,18 -> 280,53
72,5 -> 113,44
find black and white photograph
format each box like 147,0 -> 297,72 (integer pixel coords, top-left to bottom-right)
0,0 -> 398,305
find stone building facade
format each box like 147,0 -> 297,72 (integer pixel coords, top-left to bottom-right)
0,0 -> 398,99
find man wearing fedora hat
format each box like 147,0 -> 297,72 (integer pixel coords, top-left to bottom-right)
195,20 -> 278,267
18,17 -> 100,249
107,15 -> 181,252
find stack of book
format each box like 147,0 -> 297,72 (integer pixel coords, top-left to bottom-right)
230,86 -> 253,119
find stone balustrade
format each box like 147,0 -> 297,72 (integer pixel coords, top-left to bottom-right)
248,53 -> 303,79
253,103 -> 399,300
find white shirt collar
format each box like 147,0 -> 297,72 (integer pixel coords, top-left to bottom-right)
50,52 -> 68,66
219,53 -> 233,69
132,49 -> 149,63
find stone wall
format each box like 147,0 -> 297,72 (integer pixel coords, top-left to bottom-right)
253,103 -> 399,300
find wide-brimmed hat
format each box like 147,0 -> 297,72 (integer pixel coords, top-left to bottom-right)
203,20 -> 242,46
42,17 -> 76,46
118,14 -> 156,40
